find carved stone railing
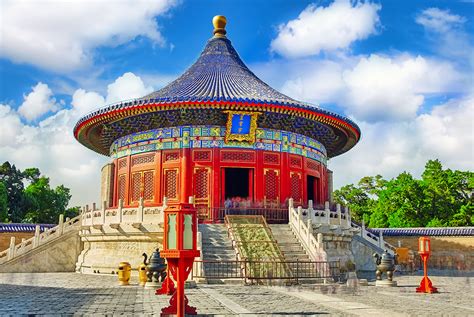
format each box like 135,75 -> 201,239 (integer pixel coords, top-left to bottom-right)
288,199 -> 327,263
351,221 -> 396,255
288,199 -> 395,256
0,214 -> 81,265
81,197 -> 167,228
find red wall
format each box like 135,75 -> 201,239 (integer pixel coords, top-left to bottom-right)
110,148 -> 327,220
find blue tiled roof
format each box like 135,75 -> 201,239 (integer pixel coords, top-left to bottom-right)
369,227 -> 474,237
74,32 -> 361,157
139,37 -> 305,105
0,223 -> 55,233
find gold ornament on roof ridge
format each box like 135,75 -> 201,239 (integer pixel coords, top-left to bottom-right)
213,15 -> 227,37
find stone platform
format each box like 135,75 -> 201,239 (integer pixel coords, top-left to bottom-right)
0,273 -> 472,316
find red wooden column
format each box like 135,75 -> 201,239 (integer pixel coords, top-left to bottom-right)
280,152 -> 290,206
255,150 -> 264,205
212,148 -> 220,221
180,148 -> 192,204
112,158 -> 118,207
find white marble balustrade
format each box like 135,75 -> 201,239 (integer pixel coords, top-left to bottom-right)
0,214 -> 80,264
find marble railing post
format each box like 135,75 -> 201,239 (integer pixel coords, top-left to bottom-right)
58,214 -> 64,235
33,225 -> 40,248
163,196 -> 168,209
336,204 -> 342,225
378,231 -> 384,248
289,198 -> 294,209
188,196 -> 194,204
92,202 -> 97,211
307,218 -> 312,247
361,219 -> 365,238
7,237 -> 15,260
102,201 -> 107,224
308,200 -> 314,222
138,198 -> 144,223
324,201 -> 330,224
297,207 -> 303,234
118,199 -> 123,223
317,233 -> 323,246
345,206 -> 351,228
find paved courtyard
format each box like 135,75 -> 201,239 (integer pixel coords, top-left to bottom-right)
0,273 -> 472,316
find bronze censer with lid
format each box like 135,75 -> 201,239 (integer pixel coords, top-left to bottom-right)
373,250 -> 398,287
143,248 -> 167,288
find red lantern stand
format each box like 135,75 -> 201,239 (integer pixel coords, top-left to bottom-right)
416,236 -> 438,293
159,203 -> 200,316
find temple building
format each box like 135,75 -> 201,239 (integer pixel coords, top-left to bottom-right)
74,16 -> 360,224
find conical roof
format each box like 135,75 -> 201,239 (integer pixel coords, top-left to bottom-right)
139,36 -> 304,105
74,17 -> 360,157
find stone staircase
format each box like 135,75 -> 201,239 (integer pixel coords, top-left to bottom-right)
269,224 -> 311,261
198,224 -> 240,283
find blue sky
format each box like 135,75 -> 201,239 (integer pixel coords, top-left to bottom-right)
0,0 -> 472,206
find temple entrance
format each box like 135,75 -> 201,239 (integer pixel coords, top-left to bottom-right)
222,168 -> 252,202
307,175 -> 318,204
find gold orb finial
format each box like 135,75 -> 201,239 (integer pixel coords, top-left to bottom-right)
212,15 -> 227,37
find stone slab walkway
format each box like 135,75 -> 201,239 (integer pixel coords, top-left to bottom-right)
0,273 -> 472,316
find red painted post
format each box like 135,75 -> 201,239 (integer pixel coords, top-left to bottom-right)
416,236 -> 438,293
160,203 -> 200,316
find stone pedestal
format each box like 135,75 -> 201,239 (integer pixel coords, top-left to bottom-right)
76,223 -> 164,275
375,280 -> 397,287
145,281 -> 162,289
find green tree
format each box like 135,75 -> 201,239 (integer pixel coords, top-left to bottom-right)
0,162 -> 26,222
22,177 -> 73,223
0,181 -> 8,222
370,172 -> 424,228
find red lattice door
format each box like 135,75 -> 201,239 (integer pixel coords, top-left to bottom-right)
130,170 -> 155,204
163,169 -> 179,201
193,167 -> 211,221
264,169 -> 280,208
290,171 -> 302,205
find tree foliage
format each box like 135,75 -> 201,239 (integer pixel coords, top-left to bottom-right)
0,162 -> 79,224
333,160 -> 473,228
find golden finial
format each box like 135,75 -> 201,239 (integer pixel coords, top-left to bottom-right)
213,15 -> 227,37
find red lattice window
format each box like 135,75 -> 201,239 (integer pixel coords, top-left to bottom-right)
264,169 -> 279,201
193,150 -> 211,162
164,169 -> 178,199
290,172 -> 302,203
132,154 -> 155,166
264,153 -> 279,165
163,152 -> 179,163
289,156 -> 302,168
143,171 -> 154,201
118,159 -> 127,170
306,160 -> 319,171
118,174 -> 126,202
221,151 -> 255,162
131,172 -> 141,202
194,168 -> 209,199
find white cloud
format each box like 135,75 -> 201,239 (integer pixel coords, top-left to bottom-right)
330,94 -> 474,189
71,90 -> 105,117
105,72 -> 154,105
271,0 -> 381,58
416,8 -> 466,33
17,82 -> 62,121
0,105 -> 23,146
261,54 -> 463,122
341,54 -> 461,122
0,0 -> 177,72
0,73 -> 154,207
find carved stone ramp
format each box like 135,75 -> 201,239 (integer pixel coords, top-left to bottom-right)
0,216 -> 82,273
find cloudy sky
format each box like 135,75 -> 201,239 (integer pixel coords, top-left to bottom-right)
0,0 -> 472,207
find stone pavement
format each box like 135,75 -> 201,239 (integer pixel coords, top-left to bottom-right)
0,273 -> 472,316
